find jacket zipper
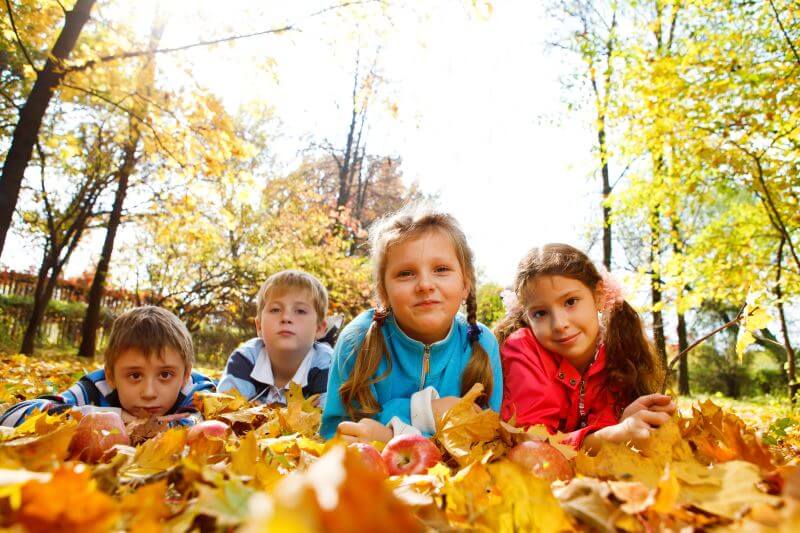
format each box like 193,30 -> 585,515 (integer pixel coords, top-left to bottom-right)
578,379 -> 587,428
419,345 -> 431,390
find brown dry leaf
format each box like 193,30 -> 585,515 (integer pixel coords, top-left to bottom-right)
127,417 -> 168,446
608,480 -> 654,514
0,416 -> 77,471
681,400 -> 776,470
18,464 -> 118,533
193,390 -> 249,418
435,383 -> 505,466
120,479 -> 171,531
553,477 -> 616,533
283,382 -> 322,437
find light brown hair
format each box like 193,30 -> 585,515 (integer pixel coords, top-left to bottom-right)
104,306 -> 194,376
494,243 -> 664,402
256,270 -> 328,325
339,204 -> 494,421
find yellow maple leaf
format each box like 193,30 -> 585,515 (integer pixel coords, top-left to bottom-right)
121,427 -> 186,480
436,383 -> 505,466
283,381 -> 322,437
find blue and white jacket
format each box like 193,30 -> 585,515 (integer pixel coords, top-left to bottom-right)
0,368 -> 216,427
217,338 -> 332,406
320,310 -> 503,439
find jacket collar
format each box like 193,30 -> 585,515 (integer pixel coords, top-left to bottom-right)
385,311 -> 457,355
553,344 -> 607,390
251,343 -> 316,389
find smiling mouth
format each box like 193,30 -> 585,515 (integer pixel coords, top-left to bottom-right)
415,300 -> 440,307
555,333 -> 580,344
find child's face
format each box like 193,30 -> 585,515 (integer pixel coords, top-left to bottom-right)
256,288 -> 327,361
107,347 -> 190,417
383,229 -> 469,345
523,275 -> 602,372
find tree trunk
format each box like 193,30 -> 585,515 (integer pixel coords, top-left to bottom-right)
78,171 -> 130,357
650,214 -> 667,367
676,311 -> 690,394
20,254 -> 60,354
0,0 -> 96,258
775,237 -> 797,401
599,123 -> 612,270
78,13 -> 164,357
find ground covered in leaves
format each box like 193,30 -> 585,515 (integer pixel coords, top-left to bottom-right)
1,353 -> 800,532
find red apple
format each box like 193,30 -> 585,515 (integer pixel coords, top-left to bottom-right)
68,411 -> 130,463
347,442 -> 389,478
186,420 -> 230,443
381,434 -> 442,476
507,441 -> 574,482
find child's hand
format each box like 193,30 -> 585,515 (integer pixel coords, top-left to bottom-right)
431,397 -> 481,422
601,409 -> 672,448
620,393 -> 676,421
337,419 -> 393,444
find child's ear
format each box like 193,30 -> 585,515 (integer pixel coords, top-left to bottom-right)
253,315 -> 261,336
594,282 -> 605,312
316,318 -> 328,339
183,364 -> 192,384
105,366 -> 115,389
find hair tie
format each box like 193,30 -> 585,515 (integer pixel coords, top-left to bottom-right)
598,266 -> 624,311
373,307 -> 389,326
467,323 -> 482,343
500,289 -> 521,317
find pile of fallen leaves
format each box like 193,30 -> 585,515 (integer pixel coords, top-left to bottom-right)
1,356 -> 800,531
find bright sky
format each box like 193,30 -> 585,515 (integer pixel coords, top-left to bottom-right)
5,0 -> 601,288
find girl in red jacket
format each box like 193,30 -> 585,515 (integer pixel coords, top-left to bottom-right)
495,243 -> 675,451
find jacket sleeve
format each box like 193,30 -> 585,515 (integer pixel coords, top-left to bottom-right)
0,375 -> 97,427
217,350 -> 257,400
500,337 -> 563,432
320,326 -> 364,440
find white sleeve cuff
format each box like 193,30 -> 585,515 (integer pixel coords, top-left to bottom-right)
388,416 -> 422,437
410,386 -> 440,434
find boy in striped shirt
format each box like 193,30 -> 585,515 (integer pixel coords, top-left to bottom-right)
1,306 -> 215,427
218,270 -> 332,406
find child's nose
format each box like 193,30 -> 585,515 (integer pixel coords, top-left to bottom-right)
141,379 -> 157,399
551,309 -> 569,330
416,272 -> 434,291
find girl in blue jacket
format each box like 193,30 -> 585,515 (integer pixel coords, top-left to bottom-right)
320,205 -> 503,442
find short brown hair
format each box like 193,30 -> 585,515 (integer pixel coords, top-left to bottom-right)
104,306 -> 194,375
256,270 -> 328,324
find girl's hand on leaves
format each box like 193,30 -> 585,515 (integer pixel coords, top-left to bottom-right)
606,409 -> 672,448
337,418 -> 393,444
620,393 -> 676,421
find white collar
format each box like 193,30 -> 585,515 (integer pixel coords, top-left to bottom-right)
251,344 -> 315,389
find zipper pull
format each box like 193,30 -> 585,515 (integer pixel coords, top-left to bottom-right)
420,345 -> 431,390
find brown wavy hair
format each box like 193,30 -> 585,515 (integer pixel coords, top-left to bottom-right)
339,204 -> 494,421
494,244 -> 663,402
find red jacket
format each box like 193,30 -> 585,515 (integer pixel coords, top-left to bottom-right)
500,327 -> 621,448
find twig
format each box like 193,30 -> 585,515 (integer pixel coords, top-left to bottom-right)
661,304 -> 746,393
4,0 -> 37,71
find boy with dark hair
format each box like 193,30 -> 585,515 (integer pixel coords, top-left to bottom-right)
0,306 -> 215,427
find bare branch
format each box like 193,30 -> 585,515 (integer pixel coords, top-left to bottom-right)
4,0 -> 38,71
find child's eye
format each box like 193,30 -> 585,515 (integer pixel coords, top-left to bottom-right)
565,297 -> 579,307
397,270 -> 414,278
297,308 -> 308,315
530,310 -> 547,319
159,371 -> 175,380
269,307 -> 280,313
434,265 -> 452,273
128,372 -> 142,381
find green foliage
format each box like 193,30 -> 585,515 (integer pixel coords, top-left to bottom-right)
476,282 -> 505,328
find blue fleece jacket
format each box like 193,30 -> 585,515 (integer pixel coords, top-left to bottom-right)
320,309 -> 503,439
